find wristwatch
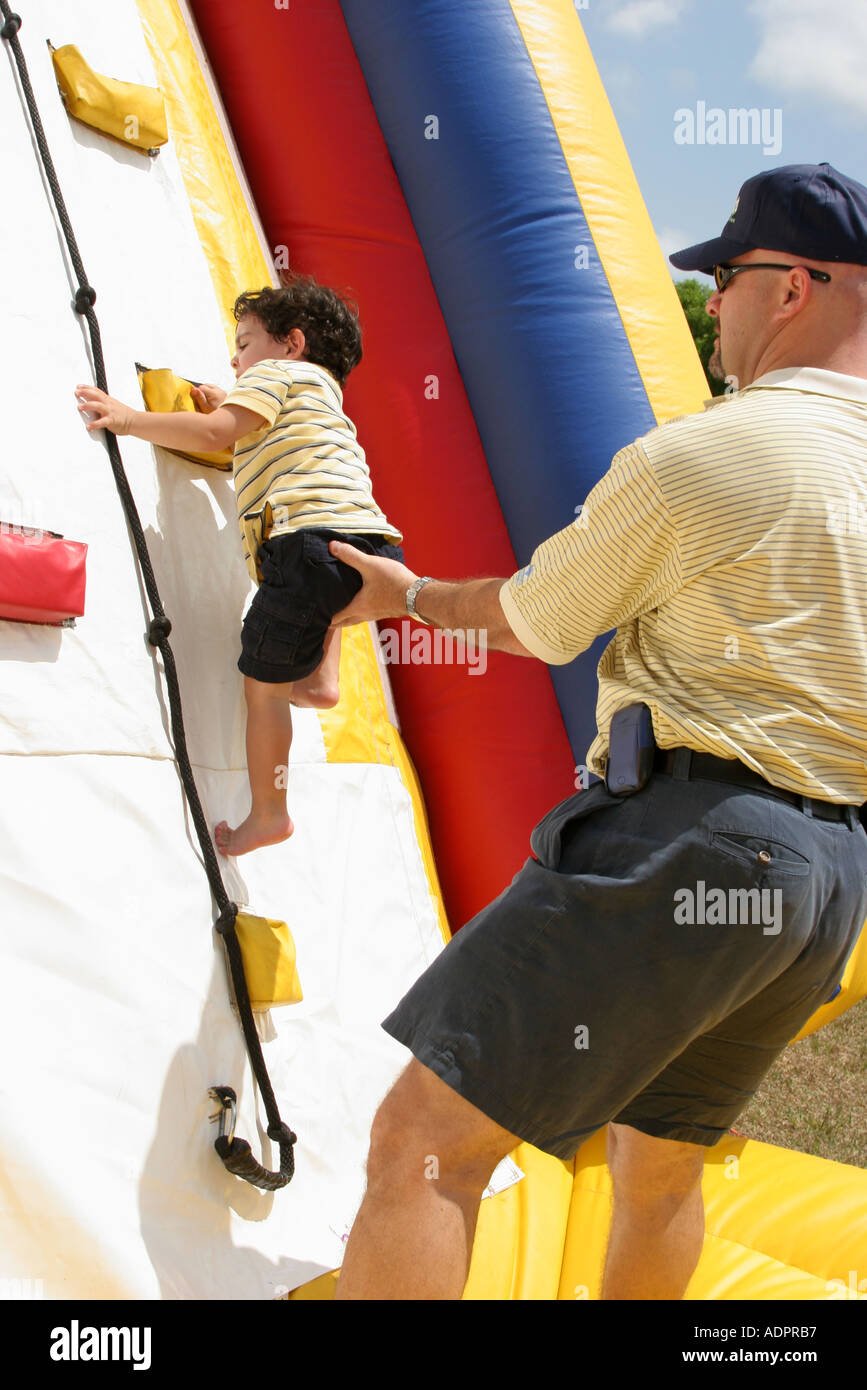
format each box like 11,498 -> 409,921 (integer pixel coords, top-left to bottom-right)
405,575 -> 435,622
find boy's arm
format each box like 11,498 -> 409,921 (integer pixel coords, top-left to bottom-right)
75,384 -> 265,451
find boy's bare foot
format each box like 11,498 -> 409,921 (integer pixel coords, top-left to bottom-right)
215,811 -> 294,857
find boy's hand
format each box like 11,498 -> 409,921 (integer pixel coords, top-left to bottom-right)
75,385 -> 135,436
191,383 -> 227,413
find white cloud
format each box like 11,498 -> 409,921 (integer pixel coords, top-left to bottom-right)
656,226 -> 696,279
606,0 -> 690,39
747,0 -> 867,117
598,62 -> 644,119
668,67 -> 699,92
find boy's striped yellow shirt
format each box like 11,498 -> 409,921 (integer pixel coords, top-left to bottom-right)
501,369 -> 867,804
225,359 -> 402,581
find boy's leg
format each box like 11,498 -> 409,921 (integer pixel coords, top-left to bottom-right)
290,629 -> 342,709
215,675 -> 295,856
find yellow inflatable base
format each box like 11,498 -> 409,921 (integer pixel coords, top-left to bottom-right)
794,921 -> 867,1040
290,1128 -> 867,1300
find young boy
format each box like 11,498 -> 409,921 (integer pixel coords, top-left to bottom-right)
76,277 -> 403,856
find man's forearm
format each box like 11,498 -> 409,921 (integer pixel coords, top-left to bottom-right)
411,577 -> 531,656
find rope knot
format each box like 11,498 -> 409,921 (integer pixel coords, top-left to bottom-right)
73,285 -> 97,314
1,14 -> 22,39
146,614 -> 172,645
267,1121 -> 298,1147
215,903 -> 238,937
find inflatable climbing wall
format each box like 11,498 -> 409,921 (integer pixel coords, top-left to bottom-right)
0,0 -> 449,1299
2,0 -> 866,1303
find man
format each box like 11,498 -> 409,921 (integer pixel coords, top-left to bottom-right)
328,163 -> 867,1300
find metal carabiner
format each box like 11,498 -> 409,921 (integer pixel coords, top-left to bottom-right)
208,1085 -> 237,1146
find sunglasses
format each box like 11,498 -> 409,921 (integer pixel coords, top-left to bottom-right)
714,263 -> 832,292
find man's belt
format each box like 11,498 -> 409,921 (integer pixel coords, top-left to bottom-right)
653,747 -> 857,825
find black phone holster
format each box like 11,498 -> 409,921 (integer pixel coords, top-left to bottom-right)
604,702 -> 657,796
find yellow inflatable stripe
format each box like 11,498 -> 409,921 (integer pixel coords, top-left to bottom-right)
135,0 -> 450,950
320,623 -> 450,946
792,928 -> 867,1041
507,0 -> 708,425
136,0 -> 271,349
318,623 -> 394,767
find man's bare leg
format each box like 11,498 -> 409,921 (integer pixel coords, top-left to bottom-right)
291,629 -> 341,709
215,675 -> 295,856
601,1122 -> 706,1300
336,1059 -> 520,1300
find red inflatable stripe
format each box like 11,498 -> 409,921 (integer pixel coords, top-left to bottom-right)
189,0 -> 576,927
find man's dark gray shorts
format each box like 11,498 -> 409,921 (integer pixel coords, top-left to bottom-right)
382,773 -> 867,1158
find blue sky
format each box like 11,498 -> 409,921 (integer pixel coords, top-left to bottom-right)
578,0 -> 867,282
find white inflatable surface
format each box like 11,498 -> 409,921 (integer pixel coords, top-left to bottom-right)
0,0 -> 443,1299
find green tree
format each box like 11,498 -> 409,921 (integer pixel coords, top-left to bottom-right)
675,278 -> 726,396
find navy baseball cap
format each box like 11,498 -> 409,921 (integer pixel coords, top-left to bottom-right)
670,163 -> 867,276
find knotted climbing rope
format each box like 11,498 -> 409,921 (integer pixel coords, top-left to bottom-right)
1,1 -> 295,1190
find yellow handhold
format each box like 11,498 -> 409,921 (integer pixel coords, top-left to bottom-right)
233,911 -> 303,1010
136,365 -> 233,470
51,44 -> 168,154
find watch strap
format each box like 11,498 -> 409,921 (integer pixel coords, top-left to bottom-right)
405,575 -> 435,622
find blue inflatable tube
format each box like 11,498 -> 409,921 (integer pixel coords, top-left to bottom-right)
339,0 -> 660,760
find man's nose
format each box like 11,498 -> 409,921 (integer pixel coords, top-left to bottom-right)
705,289 -> 721,318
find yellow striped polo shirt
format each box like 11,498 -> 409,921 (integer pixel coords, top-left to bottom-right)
224,359 -> 402,581
500,369 -> 867,804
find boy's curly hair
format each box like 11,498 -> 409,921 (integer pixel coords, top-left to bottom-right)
233,277 -> 362,387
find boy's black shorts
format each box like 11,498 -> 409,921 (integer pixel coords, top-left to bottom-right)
238,527 -> 404,684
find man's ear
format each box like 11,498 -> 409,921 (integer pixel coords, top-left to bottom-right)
785,268 -> 812,309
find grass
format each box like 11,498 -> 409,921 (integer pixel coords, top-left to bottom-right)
733,997 -> 867,1168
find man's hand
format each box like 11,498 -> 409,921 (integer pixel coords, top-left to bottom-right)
329,540 -> 534,656
191,383 -> 227,413
75,385 -> 135,435
329,541 -> 418,625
